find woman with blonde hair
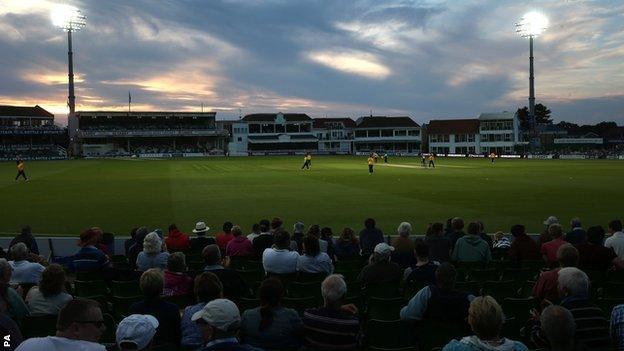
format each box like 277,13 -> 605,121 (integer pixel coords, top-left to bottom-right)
442,296 -> 528,351
136,232 -> 169,271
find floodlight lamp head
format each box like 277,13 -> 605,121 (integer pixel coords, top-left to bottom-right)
51,4 -> 86,31
516,11 -> 548,38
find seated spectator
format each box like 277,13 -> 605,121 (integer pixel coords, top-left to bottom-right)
539,305 -> 579,351
25,264 -> 72,316
129,269 -> 181,346
289,221 -> 305,253
605,219 -> 624,260
425,222 -> 452,262
401,263 -> 474,322
252,220 -> 274,259
533,243 -> 578,303
246,223 -> 261,243
531,267 -> 611,349
215,221 -> 235,252
540,216 -> 559,246
492,231 -> 511,249
226,226 -> 253,258
262,230 -> 299,275
165,224 -> 189,251
303,275 -> 359,350
136,232 -> 169,272
307,225 -> 328,253
508,224 -> 541,262
357,243 -> 401,287
451,222 -> 491,263
334,228 -> 360,259
477,221 -> 493,248
403,239 -> 439,286
73,228 -> 110,272
577,225 -> 622,271
541,224 -> 567,267
181,272 -> 223,350
116,314 -> 159,351
441,296 -> 528,351
203,245 -> 248,300
163,252 -> 192,297
0,308 -> 22,351
97,231 -> 114,257
191,298 -> 261,351
128,227 -> 149,266
9,225 -> 39,255
391,222 -> 415,269
565,217 -> 586,245
0,259 -> 28,322
124,227 -> 138,256
189,222 -> 216,254
611,304 -> 624,351
320,227 -> 336,259
8,243 -> 44,285
446,217 -> 466,248
241,278 -> 302,350
359,218 -> 383,256
297,235 -> 333,275
15,298 -> 106,351
270,217 -> 284,234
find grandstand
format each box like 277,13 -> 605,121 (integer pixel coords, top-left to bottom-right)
73,111 -> 229,157
0,105 -> 66,160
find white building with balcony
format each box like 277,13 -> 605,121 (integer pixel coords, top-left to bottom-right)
427,119 -> 480,155
312,118 -> 355,154
242,112 -> 317,154
352,116 -> 421,154
478,112 -> 520,154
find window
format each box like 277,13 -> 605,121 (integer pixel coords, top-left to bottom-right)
504,133 -> 512,142
249,124 -> 260,133
381,129 -> 393,137
261,124 -> 274,133
237,137 -> 242,142
455,134 -> 467,142
275,124 -> 285,133
408,130 -> 419,136
368,130 -> 381,137
286,124 -> 299,133
300,123 -> 311,132
355,130 -> 367,138
430,135 -> 438,143
467,134 -> 475,142
394,130 -> 406,136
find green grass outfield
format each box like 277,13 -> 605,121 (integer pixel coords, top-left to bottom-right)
0,156 -> 622,236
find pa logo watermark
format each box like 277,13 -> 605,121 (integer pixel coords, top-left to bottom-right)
3,335 -> 10,349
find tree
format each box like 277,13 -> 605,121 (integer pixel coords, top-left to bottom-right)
516,103 -> 552,132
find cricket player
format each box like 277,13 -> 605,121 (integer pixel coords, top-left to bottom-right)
368,154 -> 374,174
15,157 -> 28,181
428,154 -> 435,168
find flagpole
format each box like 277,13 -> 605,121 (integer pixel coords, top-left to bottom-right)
128,91 -> 131,114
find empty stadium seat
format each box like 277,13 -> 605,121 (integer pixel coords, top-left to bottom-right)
467,268 -> 499,283
482,280 -> 518,301
110,280 -> 141,297
283,296 -> 317,315
366,319 -> 415,349
367,297 -> 405,321
365,281 -> 401,299
74,280 -> 109,298
454,281 -> 480,296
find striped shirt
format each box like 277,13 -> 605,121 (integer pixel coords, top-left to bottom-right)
561,297 -> 611,349
610,304 -> 624,351
303,307 -> 360,350
73,245 -> 109,272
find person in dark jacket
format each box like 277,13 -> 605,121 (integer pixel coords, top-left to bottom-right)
124,227 -> 138,256
9,226 -> 39,255
508,224 -> 541,262
476,221 -> 493,249
445,217 -> 466,248
129,268 -> 181,346
358,218 -> 384,256
357,243 -> 401,287
203,245 -> 248,300
334,228 -> 360,259
565,217 -> 587,246
425,222 -> 452,262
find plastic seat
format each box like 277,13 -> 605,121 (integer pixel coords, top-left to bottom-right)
366,319 -> 415,349
112,295 -> 142,321
111,255 -> 129,264
365,281 -> 401,299
74,279 -> 109,297
335,259 -> 362,272
236,269 -> 264,285
296,272 -> 327,283
467,268 -> 500,283
601,281 -> 624,298
76,270 -> 105,281
518,280 -> 536,298
367,297 -> 405,321
237,297 -> 260,313
502,297 -> 536,320
482,280 -> 518,301
283,296 -> 317,315
110,280 -> 141,297
20,314 -> 58,338
288,281 -> 322,302
454,281 -> 480,296
594,298 -> 624,316
334,268 -> 359,283
501,267 -> 536,283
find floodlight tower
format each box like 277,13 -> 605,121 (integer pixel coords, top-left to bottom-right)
51,4 -> 86,149
516,12 -> 548,150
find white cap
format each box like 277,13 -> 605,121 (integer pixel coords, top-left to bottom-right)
374,242 -> 394,256
116,314 -> 159,350
543,216 -> 559,226
191,298 -> 241,331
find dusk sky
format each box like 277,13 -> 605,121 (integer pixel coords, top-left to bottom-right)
0,0 -> 623,125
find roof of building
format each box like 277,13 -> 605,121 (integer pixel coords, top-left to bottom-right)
243,113 -> 311,122
312,117 -> 357,128
0,105 -> 54,118
76,111 -> 216,117
355,116 -> 419,128
478,112 -> 516,120
426,119 -> 480,134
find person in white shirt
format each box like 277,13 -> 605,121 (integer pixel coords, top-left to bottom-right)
263,230 -> 299,274
605,219 -> 624,259
8,243 -> 44,285
25,264 -> 73,316
16,298 -> 106,351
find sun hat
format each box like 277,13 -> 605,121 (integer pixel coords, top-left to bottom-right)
193,221 -> 210,234
191,298 -> 241,331
543,216 -> 559,226
116,314 -> 159,350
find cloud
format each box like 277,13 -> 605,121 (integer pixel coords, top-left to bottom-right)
305,50 -> 391,79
